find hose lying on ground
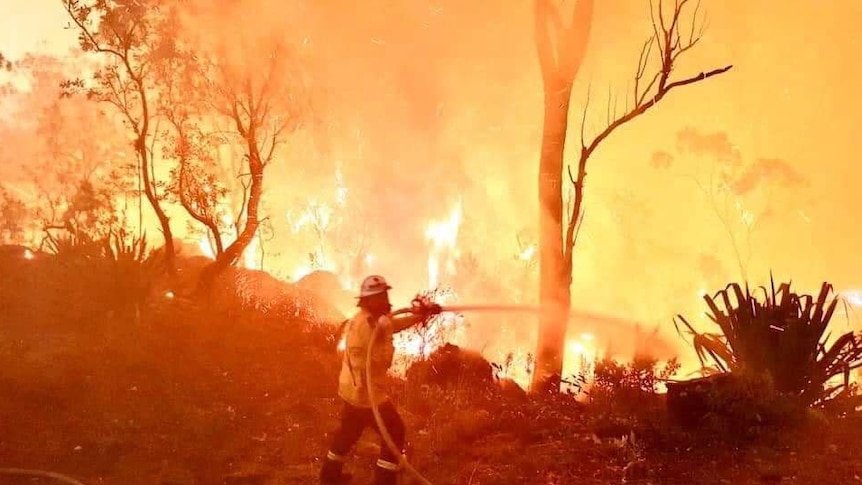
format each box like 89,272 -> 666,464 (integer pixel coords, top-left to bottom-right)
0,468 -> 86,485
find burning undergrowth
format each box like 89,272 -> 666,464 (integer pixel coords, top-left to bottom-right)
391,286 -> 467,373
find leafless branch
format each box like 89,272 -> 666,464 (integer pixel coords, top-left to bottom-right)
579,83 -> 591,150
585,0 -> 731,161
566,0 -> 732,256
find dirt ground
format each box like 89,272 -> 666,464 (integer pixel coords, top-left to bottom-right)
2,297 -> 862,485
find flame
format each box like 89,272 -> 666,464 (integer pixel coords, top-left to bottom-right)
290,253 -> 337,282
184,172 -> 605,392
846,290 -> 862,308
379,200 -> 468,368
194,211 -> 262,270
331,198 -> 468,376
289,201 -> 333,234
425,199 -> 462,289
518,244 -> 536,261
242,233 -> 261,270
335,163 -> 348,206
563,332 -> 598,377
492,348 -> 535,387
199,234 -> 216,259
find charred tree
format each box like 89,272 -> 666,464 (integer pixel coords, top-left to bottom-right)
192,42 -> 298,295
62,0 -> 176,273
154,38 -> 229,259
164,115 -> 227,257
533,0 -> 595,391
532,0 -> 732,390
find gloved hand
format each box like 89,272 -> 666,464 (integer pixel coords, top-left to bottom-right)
411,295 -> 443,317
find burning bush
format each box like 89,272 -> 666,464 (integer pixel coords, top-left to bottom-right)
389,287 -> 468,375
675,279 -> 862,407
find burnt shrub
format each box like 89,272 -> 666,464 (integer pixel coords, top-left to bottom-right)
666,371 -> 805,446
585,357 -> 679,440
589,356 -> 680,412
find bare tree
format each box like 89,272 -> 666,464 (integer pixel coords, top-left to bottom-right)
164,114 -> 228,256
0,189 -> 29,244
532,0 -> 732,390
186,38 -> 300,292
156,54 -> 229,256
62,0 -> 176,272
665,141 -> 806,283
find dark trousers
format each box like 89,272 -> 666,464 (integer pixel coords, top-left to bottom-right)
328,399 -> 406,465
321,400 -> 406,483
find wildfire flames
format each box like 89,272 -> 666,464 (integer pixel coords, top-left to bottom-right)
322,191 -> 600,390
425,199 -> 462,290
182,164 -> 615,391
4,2 -> 856,396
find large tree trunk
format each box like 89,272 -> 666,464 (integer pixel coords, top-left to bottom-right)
533,86 -> 573,391
530,0 -> 593,391
528,0 -> 731,391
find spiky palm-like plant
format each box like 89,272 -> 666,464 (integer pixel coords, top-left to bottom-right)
675,278 -> 862,406
41,228 -> 168,323
102,230 -> 167,317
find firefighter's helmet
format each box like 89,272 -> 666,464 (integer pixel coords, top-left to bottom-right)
357,275 -> 392,298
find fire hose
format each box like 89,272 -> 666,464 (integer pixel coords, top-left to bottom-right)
366,302 -> 660,483
366,307 -> 432,485
0,306 -> 642,485
365,304 -> 561,485
0,468 -> 86,484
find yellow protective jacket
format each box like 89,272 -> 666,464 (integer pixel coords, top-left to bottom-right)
338,309 -> 396,408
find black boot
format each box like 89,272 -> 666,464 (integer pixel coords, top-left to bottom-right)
372,466 -> 398,485
320,459 -> 352,484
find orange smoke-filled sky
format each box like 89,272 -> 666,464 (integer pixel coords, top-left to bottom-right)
2,1 -> 861,352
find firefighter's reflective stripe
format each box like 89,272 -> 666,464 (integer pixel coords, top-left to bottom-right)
338,310 -> 395,408
342,319 -> 359,387
326,451 -> 348,462
376,459 -> 400,471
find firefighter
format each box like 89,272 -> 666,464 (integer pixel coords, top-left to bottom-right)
320,275 -> 441,485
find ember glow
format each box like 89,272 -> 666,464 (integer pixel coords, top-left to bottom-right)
425,200 -> 462,291
197,213 -> 263,271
